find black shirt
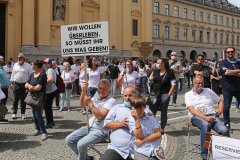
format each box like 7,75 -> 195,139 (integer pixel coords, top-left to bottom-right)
152,69 -> 176,94
27,71 -> 47,92
108,65 -> 120,79
191,64 -> 212,88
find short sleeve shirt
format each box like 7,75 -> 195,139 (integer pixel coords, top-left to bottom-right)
185,88 -> 220,118
121,71 -> 139,94
46,68 -> 57,94
88,67 -> 103,88
27,71 -> 47,92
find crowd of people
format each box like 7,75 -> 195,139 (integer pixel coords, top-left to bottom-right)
0,46 -> 239,160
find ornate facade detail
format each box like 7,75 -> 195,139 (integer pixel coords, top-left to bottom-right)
164,20 -> 171,25
81,0 -> 100,8
8,0 -> 14,16
206,27 -> 211,31
191,24 -> 197,28
131,10 -> 142,17
183,23 -> 189,28
173,22 -> 181,26
153,18 -> 161,23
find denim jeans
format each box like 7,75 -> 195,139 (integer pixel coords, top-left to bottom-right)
60,89 -> 72,109
87,87 -> 97,98
172,80 -> 179,104
191,114 -> 228,159
139,76 -> 149,94
236,98 -> 240,109
222,89 -> 240,125
32,107 -> 47,134
65,126 -> 108,160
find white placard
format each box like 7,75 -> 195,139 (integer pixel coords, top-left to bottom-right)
61,21 -> 109,57
212,135 -> 240,159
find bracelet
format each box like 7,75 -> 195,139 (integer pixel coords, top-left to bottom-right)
136,126 -> 141,130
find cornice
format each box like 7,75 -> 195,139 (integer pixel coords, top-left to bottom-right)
131,10 -> 142,17
81,0 -> 100,8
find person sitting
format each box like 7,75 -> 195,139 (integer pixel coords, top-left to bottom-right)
65,79 -> 116,160
185,75 -> 229,160
129,94 -> 161,160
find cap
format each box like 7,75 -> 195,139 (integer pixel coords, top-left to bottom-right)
17,53 -> 25,59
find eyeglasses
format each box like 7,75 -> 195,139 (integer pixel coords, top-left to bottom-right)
197,59 -> 204,61
195,82 -> 203,85
226,51 -> 234,54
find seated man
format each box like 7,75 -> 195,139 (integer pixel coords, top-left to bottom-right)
65,79 -> 116,160
102,87 -> 136,160
185,76 -> 229,160
129,94 -> 161,160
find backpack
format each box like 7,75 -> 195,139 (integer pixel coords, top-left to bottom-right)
55,75 -> 65,93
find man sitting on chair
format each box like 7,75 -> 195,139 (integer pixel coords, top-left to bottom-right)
65,79 -> 116,160
185,75 -> 229,160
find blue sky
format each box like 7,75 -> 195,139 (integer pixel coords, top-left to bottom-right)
228,0 -> 240,7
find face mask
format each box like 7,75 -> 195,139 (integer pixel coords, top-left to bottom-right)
18,60 -> 24,65
171,56 -> 176,60
123,101 -> 131,108
156,64 -> 160,69
193,87 -> 203,94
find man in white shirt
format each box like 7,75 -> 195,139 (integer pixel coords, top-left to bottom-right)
185,76 -> 228,160
10,53 -> 33,119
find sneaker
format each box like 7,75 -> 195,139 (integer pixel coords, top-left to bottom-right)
59,108 -> 63,112
33,130 -> 41,136
12,114 -> 17,119
21,114 -> 26,120
68,109 -> 71,112
172,103 -> 177,107
41,133 -> 48,141
225,123 -> 232,133
154,146 -> 165,160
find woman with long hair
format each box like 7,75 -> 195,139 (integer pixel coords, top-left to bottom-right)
150,58 -> 176,134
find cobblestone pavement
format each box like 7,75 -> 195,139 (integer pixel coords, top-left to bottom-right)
1,88 -> 240,160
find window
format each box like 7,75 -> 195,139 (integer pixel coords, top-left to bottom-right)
154,24 -> 160,39
232,34 -> 235,45
226,33 -> 229,45
174,6 -> 179,17
214,32 -> 217,44
238,20 -> 240,28
226,17 -> 229,27
200,12 -> 203,22
183,8 -> 188,19
165,4 -> 170,16
207,13 -> 210,23
199,31 -> 203,43
174,27 -> 179,40
192,10 -> 196,20
132,19 -> 138,36
220,16 -> 223,26
220,33 -> 223,45
207,31 -> 210,43
237,36 -> 240,46
184,28 -> 188,41
132,0 -> 138,3
232,18 -> 235,28
153,2 -> 160,14
213,15 -> 217,25
192,29 -> 196,42
165,26 -> 170,39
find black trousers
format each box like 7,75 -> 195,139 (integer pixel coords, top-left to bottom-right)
13,83 -> 27,114
102,149 -> 133,160
43,91 -> 57,124
55,92 -> 60,106
1,87 -> 8,105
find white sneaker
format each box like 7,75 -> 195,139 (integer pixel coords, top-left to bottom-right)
12,114 -> 17,119
21,114 -> 26,120
41,133 -> 48,141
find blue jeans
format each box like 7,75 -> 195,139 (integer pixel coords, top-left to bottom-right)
191,114 -> 228,159
222,89 -> 240,125
172,80 -> 179,104
87,87 -> 97,98
139,76 -> 149,94
32,107 -> 47,134
65,126 -> 108,160
60,88 -> 72,109
235,98 -> 240,109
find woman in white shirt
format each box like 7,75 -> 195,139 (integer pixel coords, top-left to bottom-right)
87,56 -> 104,98
59,62 -> 75,112
138,61 -> 149,95
118,59 -> 139,94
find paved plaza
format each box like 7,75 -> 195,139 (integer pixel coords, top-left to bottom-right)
1,88 -> 240,160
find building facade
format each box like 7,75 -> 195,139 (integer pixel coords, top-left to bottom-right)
0,0 -> 239,60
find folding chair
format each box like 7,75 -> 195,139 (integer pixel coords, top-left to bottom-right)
204,132 -> 213,160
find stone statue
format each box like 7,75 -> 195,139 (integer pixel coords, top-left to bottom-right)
53,0 -> 65,20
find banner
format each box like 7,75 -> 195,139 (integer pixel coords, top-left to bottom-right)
208,60 -> 216,71
212,135 -> 240,159
61,21 -> 109,57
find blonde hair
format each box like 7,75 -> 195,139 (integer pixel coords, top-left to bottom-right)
63,62 -> 71,71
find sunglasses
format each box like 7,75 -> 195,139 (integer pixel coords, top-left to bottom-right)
226,51 -> 234,54
195,82 -> 203,85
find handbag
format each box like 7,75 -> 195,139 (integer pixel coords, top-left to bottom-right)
24,92 -> 44,107
66,83 -> 72,89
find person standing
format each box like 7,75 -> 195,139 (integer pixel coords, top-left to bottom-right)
3,60 -> 13,100
10,53 -> 32,119
107,59 -> 120,97
219,47 -> 240,131
71,59 -> 81,97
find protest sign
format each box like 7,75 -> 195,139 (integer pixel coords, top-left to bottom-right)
61,21 -> 109,57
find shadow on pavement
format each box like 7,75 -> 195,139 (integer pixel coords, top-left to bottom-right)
0,141 -> 41,152
48,131 -> 73,140
54,120 -> 86,130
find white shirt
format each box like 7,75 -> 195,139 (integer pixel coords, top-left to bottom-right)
61,70 -> 75,85
71,64 -> 80,79
185,88 -> 220,118
3,64 -> 13,79
10,62 -> 33,83
138,66 -> 147,77
79,68 -> 90,85
88,67 -> 103,88
121,71 -> 139,94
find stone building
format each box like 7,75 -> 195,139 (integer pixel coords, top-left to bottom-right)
0,0 -> 239,60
